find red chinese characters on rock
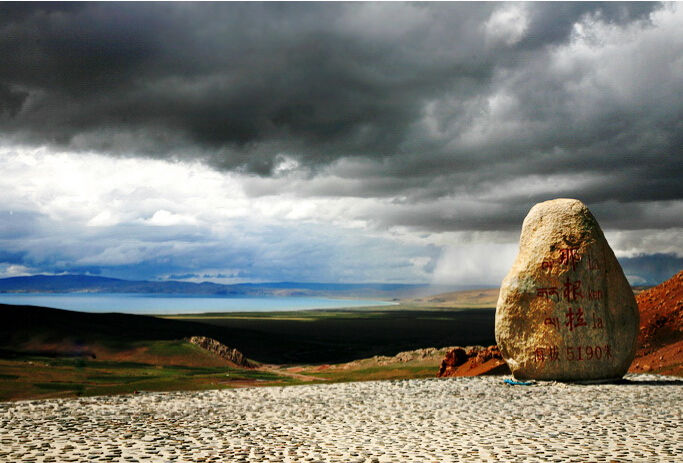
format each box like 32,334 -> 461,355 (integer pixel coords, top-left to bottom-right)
548,345 -> 560,361
563,277 -> 583,302
564,306 -> 587,331
534,245 -> 609,365
540,249 -> 603,273
543,309 -> 603,332
558,247 -> 580,271
534,345 -> 613,362
540,276 -> 601,304
537,278 -> 602,308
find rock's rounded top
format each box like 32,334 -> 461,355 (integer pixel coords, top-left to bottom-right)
531,197 -> 585,207
519,198 -> 600,252
525,198 -> 590,225
530,197 -> 586,210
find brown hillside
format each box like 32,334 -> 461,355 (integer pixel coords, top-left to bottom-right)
629,269 -> 683,376
408,288 -> 500,308
437,345 -> 510,377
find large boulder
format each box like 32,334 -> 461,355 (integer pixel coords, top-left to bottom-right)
495,199 -> 639,382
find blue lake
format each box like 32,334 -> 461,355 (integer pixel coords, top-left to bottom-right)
0,293 -> 396,315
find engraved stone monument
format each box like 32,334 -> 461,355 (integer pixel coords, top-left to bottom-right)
495,198 -> 639,382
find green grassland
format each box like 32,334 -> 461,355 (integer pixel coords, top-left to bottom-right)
0,348 -> 295,401
0,298 -> 497,401
292,359 -> 446,384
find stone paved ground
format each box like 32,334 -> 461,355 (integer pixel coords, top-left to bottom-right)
1,374 -> 682,462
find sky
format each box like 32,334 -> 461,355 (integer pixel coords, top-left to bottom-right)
1,1 -> 682,287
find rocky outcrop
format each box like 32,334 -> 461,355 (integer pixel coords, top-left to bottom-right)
438,347 -> 470,374
374,347 -> 454,364
495,199 -> 639,382
185,336 -> 257,369
339,347 -> 456,370
630,269 -> 683,376
437,345 -> 508,377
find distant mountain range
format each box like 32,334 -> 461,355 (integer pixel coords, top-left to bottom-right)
0,274 -> 484,299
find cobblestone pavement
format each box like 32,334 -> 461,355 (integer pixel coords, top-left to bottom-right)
1,374 -> 682,462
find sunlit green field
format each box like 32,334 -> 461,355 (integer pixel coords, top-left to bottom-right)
0,344 -> 294,402
1,301 -> 497,401
0,344 -> 447,401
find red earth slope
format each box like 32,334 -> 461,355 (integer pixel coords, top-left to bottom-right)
629,269 -> 683,376
437,345 -> 510,377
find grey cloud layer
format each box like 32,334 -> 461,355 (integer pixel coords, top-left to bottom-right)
2,1 -> 681,233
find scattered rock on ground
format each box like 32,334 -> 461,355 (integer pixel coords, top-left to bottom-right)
336,347 -> 456,370
437,345 -> 509,377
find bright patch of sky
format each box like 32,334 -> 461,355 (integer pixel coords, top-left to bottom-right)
0,146 -> 443,283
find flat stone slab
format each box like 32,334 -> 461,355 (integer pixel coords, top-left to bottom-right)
1,376 -> 682,462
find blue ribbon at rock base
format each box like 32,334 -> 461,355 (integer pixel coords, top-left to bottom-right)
504,379 -> 535,386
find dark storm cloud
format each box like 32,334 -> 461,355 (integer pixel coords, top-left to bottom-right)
0,83 -> 29,118
0,4 -> 649,152
1,2 -> 395,153
2,1 -> 680,229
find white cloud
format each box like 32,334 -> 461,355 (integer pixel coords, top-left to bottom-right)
272,155 -> 303,178
432,243 -> 518,286
606,228 -> 683,259
144,210 -> 198,227
0,146 -> 447,283
0,146 -> 249,225
88,210 -> 119,227
0,264 -> 33,278
485,3 -> 529,46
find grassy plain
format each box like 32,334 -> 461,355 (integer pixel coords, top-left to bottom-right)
0,351 -> 292,401
0,292 -> 497,401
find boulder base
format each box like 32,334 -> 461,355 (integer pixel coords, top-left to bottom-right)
495,199 -> 639,381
